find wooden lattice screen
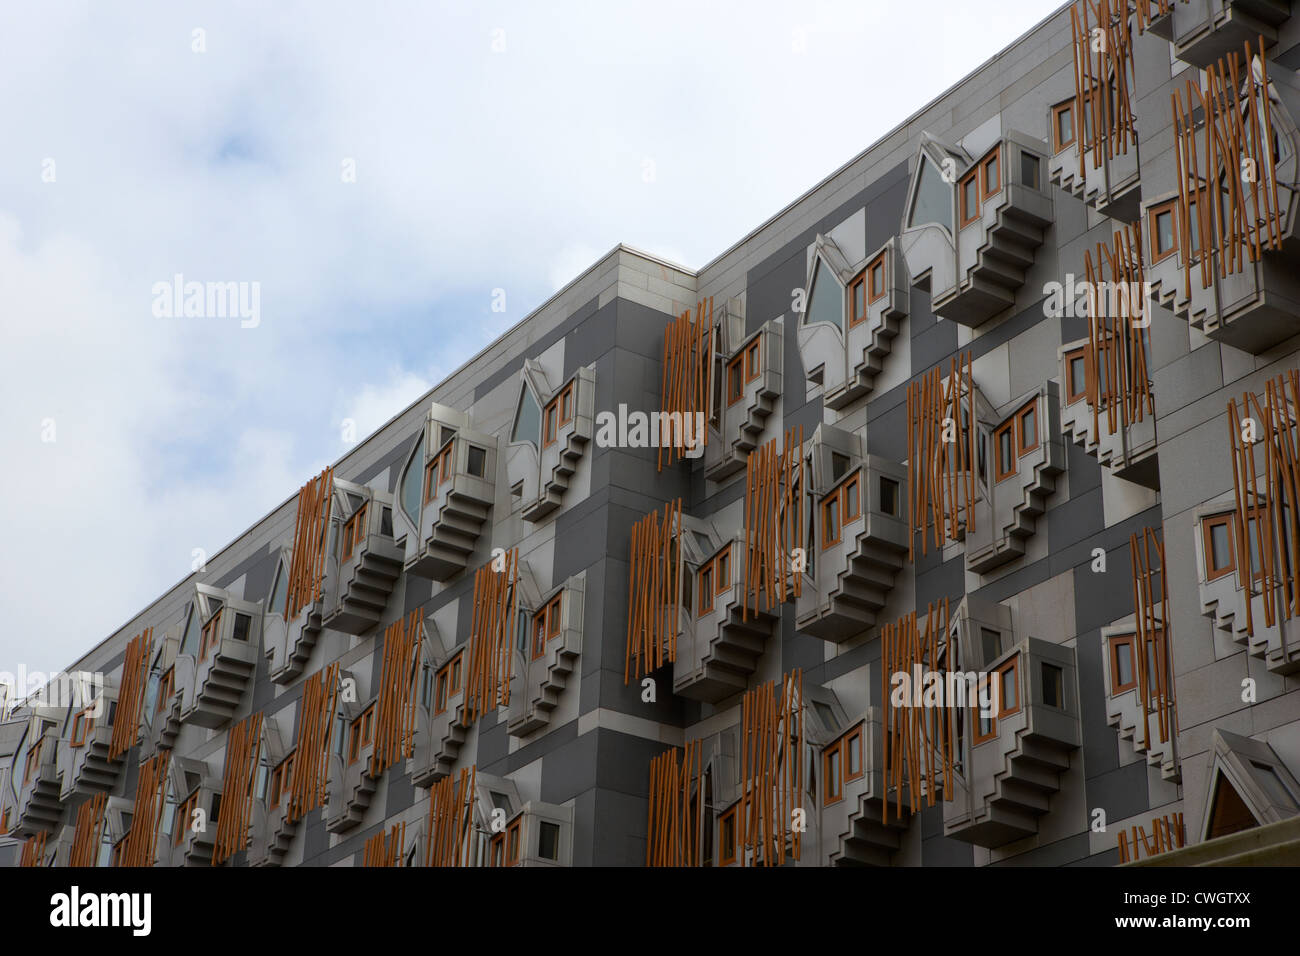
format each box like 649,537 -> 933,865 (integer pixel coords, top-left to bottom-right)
1083,222 -> 1154,439
1171,37 -> 1284,299
881,600 -> 955,824
109,628 -> 152,762
371,610 -> 423,777
907,353 -> 976,560
743,427 -> 804,621
659,298 -> 714,471
363,821 -> 406,867
463,549 -> 518,726
624,499 -> 683,684
70,792 -> 109,867
1130,529 -> 1177,748
19,831 -> 48,867
1227,370 -> 1300,637
737,670 -> 803,867
286,467 -> 334,620
646,739 -> 703,867
1069,0 -> 1137,176
118,750 -> 170,867
286,662 -> 340,824
425,766 -> 476,867
1117,812 -> 1185,862
213,712 -> 263,865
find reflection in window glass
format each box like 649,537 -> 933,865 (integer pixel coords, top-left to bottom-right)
804,260 -> 843,331
512,387 -> 542,448
400,439 -> 424,528
909,155 -> 953,230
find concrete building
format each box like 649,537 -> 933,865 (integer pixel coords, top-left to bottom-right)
4,0 -> 1300,868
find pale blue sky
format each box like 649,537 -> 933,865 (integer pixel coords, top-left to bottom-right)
0,0 -> 1064,674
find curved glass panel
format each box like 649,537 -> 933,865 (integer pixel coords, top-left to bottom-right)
512,386 -> 542,448
269,562 -> 288,618
399,437 -> 424,528
805,260 -> 843,331
180,606 -> 199,658
908,155 -> 953,231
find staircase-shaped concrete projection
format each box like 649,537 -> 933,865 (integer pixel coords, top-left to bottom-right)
798,520 -> 907,643
326,541 -> 402,635
935,194 -> 1052,326
673,602 -> 775,704
525,426 -> 590,522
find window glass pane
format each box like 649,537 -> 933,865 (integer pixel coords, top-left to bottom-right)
831,453 -> 849,482
828,749 -> 841,789
1021,151 -> 1039,189
853,280 -> 864,319
1069,356 -> 1085,394
1056,105 -> 1072,145
1042,663 -> 1063,708
1020,406 -> 1036,448
1115,640 -> 1134,687
180,607 -> 199,657
999,430 -> 1013,472
909,156 -> 952,230
880,477 -> 899,517
231,613 -> 251,642
962,178 -> 977,220
1001,665 -> 1017,712
400,440 -> 424,527
269,563 -> 289,617
846,736 -> 861,776
538,821 -> 561,860
1156,210 -> 1174,252
980,628 -> 1001,663
1209,520 -> 1231,570
467,445 -> 486,478
1251,761 -> 1298,809
512,387 -> 542,447
805,260 -> 843,331
984,155 -> 998,193
1188,204 -> 1200,252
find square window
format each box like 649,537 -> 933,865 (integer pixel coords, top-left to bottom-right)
879,477 -> 899,517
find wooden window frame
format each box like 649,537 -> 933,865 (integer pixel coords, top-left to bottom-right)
1052,100 -> 1075,154
1202,513 -> 1236,582
531,594 -> 563,660
489,833 -> 505,867
972,675 -> 999,745
24,739 -> 43,784
744,339 -> 761,383
980,146 -> 1001,200
842,473 -> 861,523
727,355 -> 744,406
506,817 -> 523,866
823,745 -> 843,805
531,613 -> 547,662
559,382 -> 575,426
959,170 -> 981,228
821,497 -> 841,550
0,808 -> 9,836
341,503 -> 368,561
868,255 -> 887,304
1064,347 -> 1087,404
424,454 -> 439,503
199,609 -> 222,662
1108,634 -> 1137,695
348,704 -> 375,765
718,806 -> 738,866
994,420 -> 1017,483
843,724 -> 864,782
1016,400 -> 1039,456
175,789 -> 201,846
434,652 -> 463,715
1149,199 -> 1179,263
848,273 -> 867,327
156,668 -> 175,716
695,545 -> 731,618
997,654 -> 1020,718
697,565 -> 715,616
70,709 -> 93,748
543,398 -> 560,448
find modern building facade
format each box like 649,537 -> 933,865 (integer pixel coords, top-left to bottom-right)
4,0 -> 1300,868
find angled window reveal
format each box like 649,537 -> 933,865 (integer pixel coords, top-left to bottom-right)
511,384 -> 542,449
804,259 -> 843,331
909,154 -> 953,231
399,437 -> 424,529
268,561 -> 289,618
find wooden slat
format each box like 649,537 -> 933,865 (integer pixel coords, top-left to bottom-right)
109,628 -> 153,762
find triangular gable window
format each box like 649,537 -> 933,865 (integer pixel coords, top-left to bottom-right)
908,153 -> 953,231
511,386 -> 542,448
805,259 -> 843,331
399,436 -> 424,528
1206,771 -> 1258,840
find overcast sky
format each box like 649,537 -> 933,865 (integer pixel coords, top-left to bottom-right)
0,0 -> 1063,678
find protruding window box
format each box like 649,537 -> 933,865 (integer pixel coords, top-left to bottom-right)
903,134 -> 1053,328
964,384 -> 1065,574
704,320 -> 783,483
942,638 -> 1079,848
1165,0 -> 1293,69
1196,503 -> 1300,675
247,719 -> 294,867
485,803 -> 574,867
321,483 -> 403,634
823,708 -> 910,866
796,445 -> 908,644
166,773 -> 221,867
13,723 -> 62,837
1047,95 -> 1141,220
142,637 -> 183,757
263,548 -> 326,686
673,536 -> 773,703
59,694 -> 121,799
411,649 -> 468,787
325,697 -> 380,834
796,235 -> 908,409
507,574 -> 585,738
1101,625 -> 1180,781
1058,339 -> 1158,487
521,368 -> 595,522
402,410 -> 498,581
178,585 -> 260,730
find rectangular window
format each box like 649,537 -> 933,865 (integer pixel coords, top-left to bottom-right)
489,833 -> 504,867
980,627 -> 1001,664
824,747 -> 843,805
434,653 -> 462,715
1052,100 -> 1075,153
959,171 -> 980,227
844,725 -> 863,781
424,455 -> 439,503
981,147 -> 1000,199
175,790 -> 200,846
848,273 -> 867,327
1021,150 -> 1039,190
1017,400 -> 1038,455
342,503 -> 367,561
543,400 -> 559,448
559,383 -> 575,425
1064,347 -> 1087,404
1042,663 -> 1064,709
1150,199 -> 1179,263
998,656 -> 1020,717
200,609 -> 222,662
822,497 -> 841,549
995,421 -> 1016,482
1187,200 -> 1201,255
156,668 -> 175,715
842,474 -> 860,522
1202,513 -> 1236,581
973,677 -> 998,744
868,256 -> 886,304
745,340 -> 761,381
719,806 -> 737,866
695,547 -> 731,618
1109,634 -> 1137,694
698,565 -> 714,616
727,356 -> 744,406
439,446 -> 453,485
880,477 -> 899,517
531,593 -> 563,660
466,445 -> 487,478
506,817 -> 522,866
24,740 -> 43,784
537,821 -> 560,861
0,808 -> 8,836
531,614 -> 547,661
